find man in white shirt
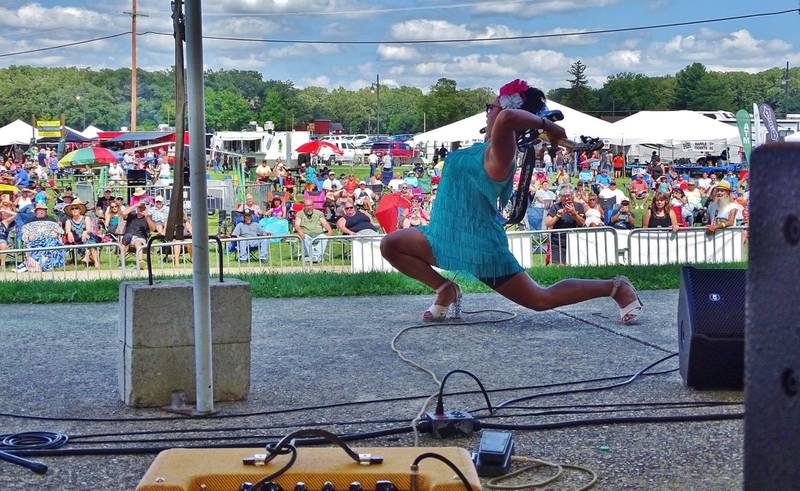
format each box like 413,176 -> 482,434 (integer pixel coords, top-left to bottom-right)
599,181 -> 627,206
321,172 -> 342,191
157,160 -> 171,179
387,172 -> 406,192
108,161 -> 124,182
697,172 -> 712,195
353,181 -> 376,212
382,153 -> 393,170
368,152 -> 380,178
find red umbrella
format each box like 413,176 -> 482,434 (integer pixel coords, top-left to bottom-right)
375,192 -> 412,233
295,140 -> 343,155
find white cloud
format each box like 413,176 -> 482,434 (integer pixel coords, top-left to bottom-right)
267,43 -> 340,59
472,0 -> 620,17
0,3 -> 122,31
301,75 -> 330,88
205,17 -> 283,37
217,54 -> 268,70
594,50 -> 642,70
646,28 -> 797,73
376,45 -> 420,61
390,19 -> 471,41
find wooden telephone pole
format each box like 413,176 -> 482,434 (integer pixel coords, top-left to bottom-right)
124,0 -> 148,131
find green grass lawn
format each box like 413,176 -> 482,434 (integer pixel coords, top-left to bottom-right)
0,263 -> 746,304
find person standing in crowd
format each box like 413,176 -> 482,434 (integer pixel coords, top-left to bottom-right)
368,151 -> 380,179
612,152 -> 624,179
380,79 -> 643,325
438,144 -> 448,163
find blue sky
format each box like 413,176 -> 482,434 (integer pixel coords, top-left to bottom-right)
0,0 -> 797,92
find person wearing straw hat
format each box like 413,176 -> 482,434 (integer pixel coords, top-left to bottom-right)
706,180 -> 742,235
129,187 -> 152,208
64,199 -> 100,267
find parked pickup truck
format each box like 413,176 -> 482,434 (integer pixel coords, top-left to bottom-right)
370,141 -> 417,163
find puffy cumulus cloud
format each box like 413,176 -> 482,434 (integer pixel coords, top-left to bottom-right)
648,28 -> 796,71
205,17 -> 283,37
217,54 -> 268,70
210,0 -> 355,14
390,19 -> 471,41
266,43 -> 340,59
472,0 -> 620,17
376,45 -> 420,61
592,50 -> 642,71
0,3 -> 122,31
300,75 -> 330,88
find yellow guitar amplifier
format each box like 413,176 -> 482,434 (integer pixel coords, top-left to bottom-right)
136,446 -> 481,491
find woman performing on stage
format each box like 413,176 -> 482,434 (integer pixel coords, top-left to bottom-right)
380,79 -> 643,323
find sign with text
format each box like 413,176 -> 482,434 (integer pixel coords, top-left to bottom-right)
735,109 -> 752,162
757,103 -> 781,143
681,141 -> 717,152
35,119 -> 61,138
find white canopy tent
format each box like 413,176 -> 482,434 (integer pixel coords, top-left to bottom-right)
412,100 -> 622,156
0,119 -> 36,146
610,110 -> 744,163
611,110 -> 742,146
81,125 -> 103,139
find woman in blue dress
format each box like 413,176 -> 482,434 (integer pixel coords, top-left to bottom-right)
380,79 -> 642,323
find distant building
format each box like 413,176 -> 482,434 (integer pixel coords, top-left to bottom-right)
307,119 -> 344,135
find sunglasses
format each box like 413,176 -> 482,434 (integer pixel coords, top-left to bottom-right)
344,206 -> 354,210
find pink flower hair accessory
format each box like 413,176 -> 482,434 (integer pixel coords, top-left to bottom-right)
498,79 -> 529,110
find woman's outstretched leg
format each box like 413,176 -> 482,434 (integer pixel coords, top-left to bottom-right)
380,228 -> 456,306
493,271 -> 638,313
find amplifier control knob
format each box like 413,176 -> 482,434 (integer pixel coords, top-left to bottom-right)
294,483 -> 308,491
348,483 -> 362,491
375,481 -> 398,491
322,482 -> 336,491
240,483 -> 253,491
260,483 -> 284,491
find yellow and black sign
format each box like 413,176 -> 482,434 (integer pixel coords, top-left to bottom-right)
35,119 -> 61,138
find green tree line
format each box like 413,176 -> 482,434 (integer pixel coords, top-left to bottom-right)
549,61 -> 800,117
0,62 -> 797,134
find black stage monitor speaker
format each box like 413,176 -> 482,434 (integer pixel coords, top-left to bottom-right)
677,266 -> 745,389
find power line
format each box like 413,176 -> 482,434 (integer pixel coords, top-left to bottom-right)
147,8 -> 800,45
145,0 -> 546,17
0,32 -> 131,58
0,7 -> 796,57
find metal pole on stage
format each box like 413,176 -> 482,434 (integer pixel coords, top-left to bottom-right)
184,0 -> 214,414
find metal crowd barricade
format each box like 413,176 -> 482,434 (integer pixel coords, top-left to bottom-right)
220,234 -> 304,272
506,227 -> 621,267
625,226 -> 747,265
0,242 -> 127,282
308,233 -> 389,273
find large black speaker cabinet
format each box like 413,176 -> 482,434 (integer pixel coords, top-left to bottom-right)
745,144 -> 800,489
677,266 -> 745,389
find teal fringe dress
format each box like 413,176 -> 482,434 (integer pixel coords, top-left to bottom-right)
419,143 -> 524,279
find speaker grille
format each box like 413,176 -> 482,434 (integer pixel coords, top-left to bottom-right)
683,268 -> 745,338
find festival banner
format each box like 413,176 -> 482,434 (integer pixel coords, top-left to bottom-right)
758,103 -> 781,143
735,109 -> 752,162
35,119 -> 61,138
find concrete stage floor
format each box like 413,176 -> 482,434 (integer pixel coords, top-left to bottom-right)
0,290 -> 743,490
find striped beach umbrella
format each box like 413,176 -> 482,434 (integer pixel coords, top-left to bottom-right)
58,147 -> 122,168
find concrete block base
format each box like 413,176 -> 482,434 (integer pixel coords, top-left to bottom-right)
118,279 -> 251,407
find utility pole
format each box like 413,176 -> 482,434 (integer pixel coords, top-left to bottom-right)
783,61 -> 790,118
124,0 -> 148,131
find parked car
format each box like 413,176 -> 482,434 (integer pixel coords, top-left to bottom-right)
391,133 -> 416,143
358,136 -> 388,151
318,141 -> 366,165
369,141 -> 417,163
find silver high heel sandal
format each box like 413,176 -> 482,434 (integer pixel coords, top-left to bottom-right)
611,275 -> 643,324
423,281 -> 462,322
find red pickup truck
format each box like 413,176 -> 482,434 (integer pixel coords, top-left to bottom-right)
370,141 -> 418,163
